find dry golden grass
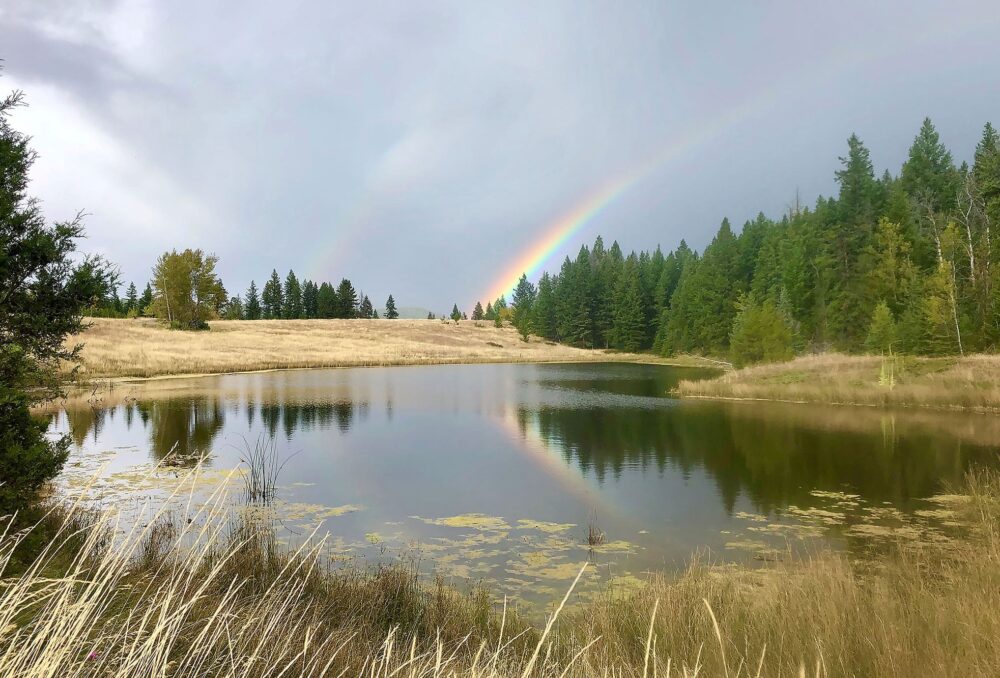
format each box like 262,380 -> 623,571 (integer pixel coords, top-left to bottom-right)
677,352 -> 1000,411
3,466 -> 1000,676
68,318 -> 696,380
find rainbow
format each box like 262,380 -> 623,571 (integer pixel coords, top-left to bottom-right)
477,96 -> 776,307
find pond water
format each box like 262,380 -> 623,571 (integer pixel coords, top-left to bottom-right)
48,362 -> 1000,606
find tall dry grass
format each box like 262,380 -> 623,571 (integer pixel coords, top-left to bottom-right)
68,318 -> 693,380
677,352 -> 1000,411
3,467 -> 1000,676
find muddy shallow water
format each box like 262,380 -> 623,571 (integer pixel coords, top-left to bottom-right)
48,362 -> 1000,607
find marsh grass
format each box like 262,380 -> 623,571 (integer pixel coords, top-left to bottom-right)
68,318 -> 700,380
2,469 -> 1000,676
677,352 -> 1000,411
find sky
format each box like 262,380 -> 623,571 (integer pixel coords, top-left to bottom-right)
3,1 -> 1000,313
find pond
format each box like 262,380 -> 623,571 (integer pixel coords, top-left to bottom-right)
48,362 -> 1000,606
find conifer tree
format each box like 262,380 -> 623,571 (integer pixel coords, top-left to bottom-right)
317,282 -> 337,318
531,272 -> 557,340
335,279 -> 357,318
471,301 -> 484,320
511,273 -> 536,341
450,304 -> 462,323
864,301 -> 897,354
124,282 -> 138,314
262,270 -> 283,319
139,283 -> 153,315
484,301 -> 495,320
385,294 -> 399,319
302,280 -> 318,318
360,295 -> 374,319
244,280 -> 261,320
610,254 -> 646,351
729,294 -> 796,367
283,270 -> 303,319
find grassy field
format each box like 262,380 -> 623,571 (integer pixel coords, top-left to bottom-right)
3,468 -> 998,676
68,317 -> 699,380
677,353 -> 1000,412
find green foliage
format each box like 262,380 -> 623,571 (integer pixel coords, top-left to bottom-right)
610,254 -> 645,351
385,294 -> 399,319
0,87 -> 115,512
282,270 -> 302,319
302,280 -> 318,318
138,283 -> 153,316
865,301 -> 897,354
729,294 -> 796,368
511,274 -> 536,341
317,282 -> 336,318
450,304 -> 462,323
360,295 -> 374,319
151,249 -> 226,329
261,270 -> 283,319
244,280 -> 261,320
335,279 -> 358,319
484,301 -> 495,320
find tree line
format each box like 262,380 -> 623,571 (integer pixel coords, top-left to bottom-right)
472,119 -> 1000,365
95,259 -> 401,328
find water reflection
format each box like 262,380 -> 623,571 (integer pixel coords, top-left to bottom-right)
53,363 -> 1000,539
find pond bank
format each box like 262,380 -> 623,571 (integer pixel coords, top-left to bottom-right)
5,467 -> 999,676
676,352 -> 1000,413
68,317 -> 708,380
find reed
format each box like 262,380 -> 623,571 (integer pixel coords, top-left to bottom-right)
2,468 -> 999,676
677,352 -> 1000,412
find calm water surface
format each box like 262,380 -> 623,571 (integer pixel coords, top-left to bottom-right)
49,363 -> 1000,604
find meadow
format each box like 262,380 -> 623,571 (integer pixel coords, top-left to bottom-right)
68,318 -> 697,380
2,466 -> 998,676
676,353 -> 1000,412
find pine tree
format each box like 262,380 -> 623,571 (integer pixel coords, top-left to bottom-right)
511,273 -> 536,341
531,272 -> 557,340
610,254 -> 645,351
864,301 -> 897,354
139,283 -> 153,316
224,294 -> 245,320
450,304 -> 462,323
385,294 -> 399,319
484,301 -> 495,320
317,282 -> 337,318
244,280 -> 261,320
283,270 -> 303,319
302,280 -> 318,318
902,118 -> 960,216
360,295 -> 374,319
262,270 -> 283,319
729,294 -> 796,367
471,301 -> 484,321
335,279 -> 357,318
124,282 -> 138,314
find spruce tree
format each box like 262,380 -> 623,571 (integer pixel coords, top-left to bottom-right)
531,272 -> 557,340
1,87 -> 116,511
385,294 -> 399,319
335,279 -> 357,318
124,282 -> 138,314
484,301 -> 495,320
302,280 -> 318,318
610,254 -> 645,351
244,280 -> 262,320
360,295 -> 374,319
511,273 -> 536,340
317,282 -> 337,318
283,270 -> 303,319
139,283 -> 153,315
901,118 -> 960,216
450,304 -> 462,323
471,301 -> 484,320
262,270 -> 283,319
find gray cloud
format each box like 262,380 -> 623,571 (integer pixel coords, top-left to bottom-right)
3,0 -> 1000,310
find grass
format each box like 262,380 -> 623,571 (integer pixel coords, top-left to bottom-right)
66,318 -> 705,380
3,468 -> 1000,675
677,352 -> 1000,412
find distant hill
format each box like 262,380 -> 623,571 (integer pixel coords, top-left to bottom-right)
390,306 -> 435,320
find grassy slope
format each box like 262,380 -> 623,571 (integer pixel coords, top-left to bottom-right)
70,318 -> 702,379
3,470 -> 999,676
677,353 -> 1000,411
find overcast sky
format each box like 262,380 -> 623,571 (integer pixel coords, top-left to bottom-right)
3,1 -> 1000,311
